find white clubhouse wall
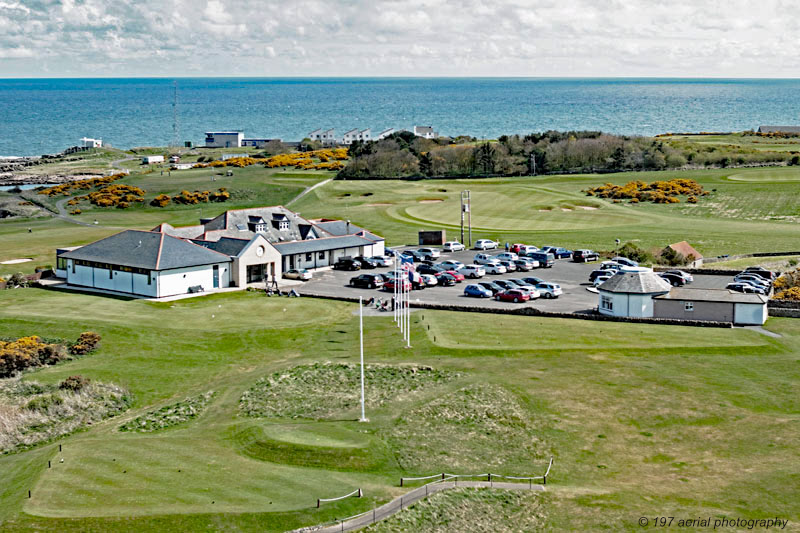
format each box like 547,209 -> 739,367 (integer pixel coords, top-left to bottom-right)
157,263 -> 230,297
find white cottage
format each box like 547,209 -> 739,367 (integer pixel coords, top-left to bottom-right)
597,270 -> 671,318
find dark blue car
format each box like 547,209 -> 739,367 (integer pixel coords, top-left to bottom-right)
463,284 -> 493,298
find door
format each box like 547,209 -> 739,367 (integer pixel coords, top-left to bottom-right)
289,255 -> 296,269
212,265 -> 219,288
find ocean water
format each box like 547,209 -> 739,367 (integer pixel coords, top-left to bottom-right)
1,78 -> 799,157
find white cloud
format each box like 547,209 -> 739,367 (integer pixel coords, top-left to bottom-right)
0,0 -> 796,77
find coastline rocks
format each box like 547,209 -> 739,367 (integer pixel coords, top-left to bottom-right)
0,173 -> 102,186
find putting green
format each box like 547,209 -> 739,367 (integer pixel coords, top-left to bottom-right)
727,168 -> 800,182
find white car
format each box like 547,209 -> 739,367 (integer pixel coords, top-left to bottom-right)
495,252 -> 519,262
600,261 -> 624,272
458,264 -> 486,279
439,260 -> 464,270
611,256 -> 638,267
443,241 -> 465,252
474,239 -> 498,250
370,256 -> 392,267
420,273 -> 438,287
535,282 -> 562,299
593,275 -> 611,287
283,268 -> 312,281
518,244 -> 539,254
483,262 -> 507,274
474,253 -> 497,265
417,248 -> 441,260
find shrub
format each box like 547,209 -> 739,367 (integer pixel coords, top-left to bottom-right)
615,242 -> 653,264
150,194 -> 171,207
25,393 -> 63,411
60,375 -> 90,392
7,272 -> 28,288
70,332 -> 101,355
659,246 -> 688,266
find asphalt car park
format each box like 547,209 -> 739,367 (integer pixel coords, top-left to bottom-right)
298,245 -> 735,314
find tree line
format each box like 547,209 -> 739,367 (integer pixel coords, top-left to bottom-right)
337,130 -> 797,178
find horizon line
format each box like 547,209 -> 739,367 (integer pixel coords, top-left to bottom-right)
2,75 -> 800,81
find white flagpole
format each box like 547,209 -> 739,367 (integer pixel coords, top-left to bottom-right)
359,296 -> 366,422
406,271 -> 411,347
395,260 -> 399,325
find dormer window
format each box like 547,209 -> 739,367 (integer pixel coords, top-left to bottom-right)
255,223 -> 266,233
279,221 -> 289,231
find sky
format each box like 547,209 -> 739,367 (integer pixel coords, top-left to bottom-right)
1,0 -> 799,78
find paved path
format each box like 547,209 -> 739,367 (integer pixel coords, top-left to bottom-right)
296,480 -> 544,533
287,177 -> 332,207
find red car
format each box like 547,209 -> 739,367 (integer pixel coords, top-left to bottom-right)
444,270 -> 465,282
383,279 -> 412,292
495,289 -> 530,303
510,243 -> 527,254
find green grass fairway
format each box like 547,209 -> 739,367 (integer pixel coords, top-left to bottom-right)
293,166 -> 800,255
1,288 -> 799,531
705,255 -> 800,270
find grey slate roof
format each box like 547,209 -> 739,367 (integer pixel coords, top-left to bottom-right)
655,288 -> 767,304
191,237 -> 252,257
598,270 -> 671,294
758,125 -> 800,133
61,230 -> 230,271
272,235 -> 375,255
201,206 -> 322,242
313,220 -> 383,242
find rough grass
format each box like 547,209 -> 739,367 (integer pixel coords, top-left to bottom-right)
704,255 -> 800,271
239,363 -> 459,420
118,391 -> 214,433
0,378 -> 130,454
385,384 -> 547,473
365,487 -> 545,533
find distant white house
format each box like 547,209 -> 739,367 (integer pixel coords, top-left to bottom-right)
377,128 -> 394,140
341,129 -> 359,145
205,131 -> 244,148
80,137 -> 102,148
413,126 -> 437,139
308,128 -> 337,146
142,155 -> 164,164
357,128 -> 371,142
221,153 -> 249,161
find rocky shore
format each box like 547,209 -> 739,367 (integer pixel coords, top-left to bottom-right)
0,173 -> 102,187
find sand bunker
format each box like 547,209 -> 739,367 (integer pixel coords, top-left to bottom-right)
576,205 -> 598,210
1,258 -> 33,265
561,208 -> 573,212
419,199 -> 444,204
366,203 -> 392,206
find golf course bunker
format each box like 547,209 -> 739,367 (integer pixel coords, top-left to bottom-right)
367,202 -> 392,206
0,258 -> 33,264
239,362 -> 459,420
576,205 -> 598,210
419,199 -> 444,203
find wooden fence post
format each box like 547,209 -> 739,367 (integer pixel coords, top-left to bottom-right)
317,499 -> 320,508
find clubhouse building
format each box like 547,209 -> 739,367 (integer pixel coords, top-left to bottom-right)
56,206 -> 384,298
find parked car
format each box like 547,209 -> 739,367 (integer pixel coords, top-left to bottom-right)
443,241 -> 466,252
534,282 -> 562,299
589,269 -> 613,283
478,281 -> 505,295
383,279 -> 412,292
370,255 -> 393,267
378,272 -> 398,283
593,275 -> 612,287
521,276 -> 546,286
513,259 -> 537,271
417,248 -> 441,261
518,244 -> 539,254
474,239 -> 498,250
384,248 -> 399,257
474,254 -> 497,265
439,260 -> 465,271
350,274 -> 384,289
727,282 -> 766,295
611,256 -> 638,267
600,261 -> 624,271
459,264 -> 486,279
483,262 -> 507,274
743,266 -> 777,281
572,249 -> 599,263
495,252 -> 519,262
464,284 -> 493,298
510,243 -> 527,253
515,286 -> 542,299
401,250 -> 426,262
283,268 -> 313,281
526,251 -> 555,268
493,280 -> 518,291
495,289 -> 531,303
658,272 -> 687,287
354,256 -> 378,269
507,278 -> 536,289
416,263 -> 446,275
541,246 -> 572,259
444,270 -> 466,282
435,272 -> 457,286
420,273 -> 438,287
734,274 -> 771,290
333,258 -> 361,271
498,260 -> 517,272
665,269 -> 693,283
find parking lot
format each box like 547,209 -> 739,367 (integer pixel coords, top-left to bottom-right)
297,246 -> 737,314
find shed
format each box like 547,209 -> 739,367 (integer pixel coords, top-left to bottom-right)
666,241 -> 703,268
654,288 -> 768,325
597,270 -> 671,318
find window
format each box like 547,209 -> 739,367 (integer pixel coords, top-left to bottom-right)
148,272 -> 152,285
601,295 -> 613,311
319,251 -> 325,259
306,253 -> 312,262
685,302 -> 694,312
57,257 -> 67,270
109,267 -> 113,279
72,261 -> 75,274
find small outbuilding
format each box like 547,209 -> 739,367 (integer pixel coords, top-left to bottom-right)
142,155 -> 164,164
654,288 -> 768,325
665,241 -> 703,268
597,269 -> 671,318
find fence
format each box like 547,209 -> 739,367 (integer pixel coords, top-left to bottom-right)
296,458 -> 553,533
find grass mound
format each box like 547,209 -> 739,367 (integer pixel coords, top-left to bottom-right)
365,487 -> 544,532
239,362 -> 458,420
0,377 -> 130,454
385,384 -> 547,473
119,391 -> 214,433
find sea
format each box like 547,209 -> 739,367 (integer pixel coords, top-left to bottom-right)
1,77 -> 799,157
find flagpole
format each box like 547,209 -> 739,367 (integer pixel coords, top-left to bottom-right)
359,296 -> 367,422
